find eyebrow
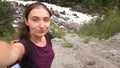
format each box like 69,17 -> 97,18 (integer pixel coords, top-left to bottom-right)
31,16 -> 50,19
31,16 -> 39,19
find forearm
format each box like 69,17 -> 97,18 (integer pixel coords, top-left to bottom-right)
0,41 -> 24,67
0,41 -> 13,66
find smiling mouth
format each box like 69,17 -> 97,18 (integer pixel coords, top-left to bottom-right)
37,30 -> 45,33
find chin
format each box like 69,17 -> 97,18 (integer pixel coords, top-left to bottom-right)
37,33 -> 46,37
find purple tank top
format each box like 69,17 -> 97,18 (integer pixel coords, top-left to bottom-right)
19,39 -> 55,68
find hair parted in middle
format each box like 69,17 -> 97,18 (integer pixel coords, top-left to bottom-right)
18,2 -> 52,39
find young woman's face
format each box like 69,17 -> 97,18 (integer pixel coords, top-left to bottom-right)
25,6 -> 51,37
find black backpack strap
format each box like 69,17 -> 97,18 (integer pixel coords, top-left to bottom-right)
7,39 -> 34,68
20,38 -> 34,68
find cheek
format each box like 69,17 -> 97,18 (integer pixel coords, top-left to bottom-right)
46,22 -> 51,28
29,24 -> 37,32
29,27 -> 35,33
28,21 -> 37,29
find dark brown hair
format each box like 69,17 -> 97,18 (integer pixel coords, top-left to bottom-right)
18,2 -> 52,39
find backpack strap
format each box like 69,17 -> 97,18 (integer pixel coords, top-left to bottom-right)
20,38 -> 34,68
8,39 -> 34,68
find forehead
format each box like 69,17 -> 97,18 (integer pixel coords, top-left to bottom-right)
28,6 -> 50,18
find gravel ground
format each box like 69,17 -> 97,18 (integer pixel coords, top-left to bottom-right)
51,33 -> 120,68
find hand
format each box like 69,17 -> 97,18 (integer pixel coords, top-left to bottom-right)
9,40 -> 18,45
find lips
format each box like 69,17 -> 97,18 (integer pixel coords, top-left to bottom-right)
37,30 -> 45,33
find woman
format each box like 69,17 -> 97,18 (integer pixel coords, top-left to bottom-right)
0,2 -> 54,68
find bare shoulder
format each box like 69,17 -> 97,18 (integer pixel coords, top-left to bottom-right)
0,41 -> 25,66
11,42 -> 25,60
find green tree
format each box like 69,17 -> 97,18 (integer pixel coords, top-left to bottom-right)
0,0 -> 15,33
81,0 -> 120,14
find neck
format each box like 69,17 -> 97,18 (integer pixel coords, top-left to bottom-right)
29,36 -> 46,47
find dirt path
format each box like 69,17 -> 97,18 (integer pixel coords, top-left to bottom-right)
51,33 -> 120,68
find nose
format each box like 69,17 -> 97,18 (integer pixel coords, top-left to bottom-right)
39,21 -> 44,29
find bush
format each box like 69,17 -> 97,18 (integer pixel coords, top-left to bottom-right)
87,60 -> 96,65
50,22 -> 66,39
0,1 -> 16,41
81,0 -> 120,14
0,1 -> 15,33
0,32 -> 17,42
76,6 -> 120,39
62,39 -> 73,48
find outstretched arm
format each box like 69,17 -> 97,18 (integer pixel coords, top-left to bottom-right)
0,41 -> 24,67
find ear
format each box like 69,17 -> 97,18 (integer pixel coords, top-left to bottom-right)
25,19 -> 29,26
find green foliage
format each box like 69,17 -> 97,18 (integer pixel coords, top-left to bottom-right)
83,37 -> 91,43
50,22 -> 66,39
59,0 -> 82,6
76,6 -> 120,39
106,55 -> 112,59
60,0 -> 81,2
62,39 -> 73,48
0,32 -> 17,42
81,0 -> 120,14
50,22 -> 73,48
87,60 -> 96,65
0,1 -> 15,33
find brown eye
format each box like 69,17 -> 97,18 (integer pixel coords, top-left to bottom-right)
43,17 -> 50,22
32,18 -> 38,21
31,16 -> 39,22
32,18 -> 39,22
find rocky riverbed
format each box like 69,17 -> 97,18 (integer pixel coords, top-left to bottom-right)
10,1 -> 97,30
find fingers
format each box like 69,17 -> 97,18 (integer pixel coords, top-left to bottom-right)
10,40 -> 15,46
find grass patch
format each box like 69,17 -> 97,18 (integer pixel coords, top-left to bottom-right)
106,54 -> 112,59
50,22 -> 66,39
75,7 -> 120,40
83,37 -> 91,43
50,22 -> 73,48
87,60 -> 96,65
62,39 -> 73,48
